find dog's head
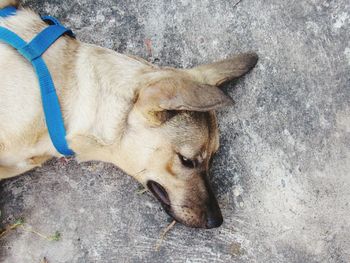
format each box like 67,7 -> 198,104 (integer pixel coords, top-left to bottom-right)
121,53 -> 258,228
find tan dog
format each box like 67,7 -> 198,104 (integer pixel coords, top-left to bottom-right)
0,0 -> 258,228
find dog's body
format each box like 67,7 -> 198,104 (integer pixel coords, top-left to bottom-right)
0,0 -> 258,228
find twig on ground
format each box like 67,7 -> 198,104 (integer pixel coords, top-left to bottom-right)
0,218 -> 61,241
154,220 -> 176,251
136,188 -> 148,195
0,218 -> 24,238
233,0 -> 243,9
21,226 -> 61,241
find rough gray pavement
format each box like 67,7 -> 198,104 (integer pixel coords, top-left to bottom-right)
1,0 -> 350,262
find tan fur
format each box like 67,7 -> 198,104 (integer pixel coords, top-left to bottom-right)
0,2 -> 257,228
0,0 -> 19,9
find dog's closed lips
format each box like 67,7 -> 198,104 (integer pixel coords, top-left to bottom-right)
147,180 -> 170,207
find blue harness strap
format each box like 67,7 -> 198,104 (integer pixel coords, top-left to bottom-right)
0,7 -> 74,155
0,6 -> 16,17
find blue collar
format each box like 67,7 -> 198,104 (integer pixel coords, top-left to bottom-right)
0,7 -> 74,156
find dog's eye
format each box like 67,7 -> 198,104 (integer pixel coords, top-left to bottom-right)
178,154 -> 196,169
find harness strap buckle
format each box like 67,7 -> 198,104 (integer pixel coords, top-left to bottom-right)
41,15 -> 75,38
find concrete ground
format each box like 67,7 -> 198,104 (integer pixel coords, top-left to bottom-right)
1,0 -> 350,262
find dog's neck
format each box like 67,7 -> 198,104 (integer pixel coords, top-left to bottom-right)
62,44 -> 154,164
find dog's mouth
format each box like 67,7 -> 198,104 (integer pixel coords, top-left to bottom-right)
147,180 -> 171,209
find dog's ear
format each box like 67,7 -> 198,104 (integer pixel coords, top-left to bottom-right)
186,52 -> 258,86
135,78 -> 233,124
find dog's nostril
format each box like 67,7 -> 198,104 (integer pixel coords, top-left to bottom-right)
206,214 -> 223,229
147,180 -> 170,207
205,198 -> 223,228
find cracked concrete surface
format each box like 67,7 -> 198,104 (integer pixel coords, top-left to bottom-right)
1,0 -> 350,262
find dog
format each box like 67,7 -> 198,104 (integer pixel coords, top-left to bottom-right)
0,0 -> 258,228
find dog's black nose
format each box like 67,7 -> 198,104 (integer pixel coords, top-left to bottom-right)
201,172 -> 223,228
206,212 -> 223,228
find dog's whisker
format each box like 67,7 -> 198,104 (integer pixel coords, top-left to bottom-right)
131,168 -> 147,178
144,146 -> 159,151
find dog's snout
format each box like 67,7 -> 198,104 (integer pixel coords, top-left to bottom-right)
146,172 -> 224,228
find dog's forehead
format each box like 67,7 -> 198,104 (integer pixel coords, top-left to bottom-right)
166,111 -> 208,135
162,111 -> 217,155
